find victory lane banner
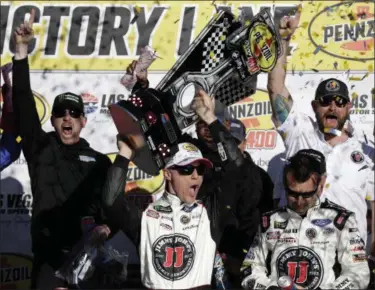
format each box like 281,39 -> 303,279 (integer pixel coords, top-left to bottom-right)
0,1 -> 374,72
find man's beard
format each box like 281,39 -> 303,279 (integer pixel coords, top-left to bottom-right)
316,112 -> 349,134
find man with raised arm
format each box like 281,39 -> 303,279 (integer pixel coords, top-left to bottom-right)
268,6 -> 374,253
12,9 -> 113,289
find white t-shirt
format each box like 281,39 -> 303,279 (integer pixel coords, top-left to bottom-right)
274,108 -> 374,241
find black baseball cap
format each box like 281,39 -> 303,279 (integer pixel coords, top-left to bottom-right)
52,92 -> 84,113
288,149 -> 326,175
229,119 -> 246,143
314,78 -> 349,101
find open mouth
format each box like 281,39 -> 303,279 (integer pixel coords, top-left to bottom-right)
189,185 -> 199,197
324,114 -> 338,126
62,125 -> 73,135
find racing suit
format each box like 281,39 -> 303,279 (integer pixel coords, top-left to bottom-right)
102,121 -> 244,289
241,199 -> 370,289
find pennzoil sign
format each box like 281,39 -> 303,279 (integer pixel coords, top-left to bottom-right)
308,1 -> 374,62
0,253 -> 33,288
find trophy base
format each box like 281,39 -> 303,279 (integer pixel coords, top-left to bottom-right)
109,104 -> 160,176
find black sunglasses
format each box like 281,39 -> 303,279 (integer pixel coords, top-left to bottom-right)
53,108 -> 83,118
318,95 -> 348,108
171,164 -> 206,176
285,187 -> 318,199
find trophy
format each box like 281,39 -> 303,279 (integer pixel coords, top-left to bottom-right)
110,9 -> 282,176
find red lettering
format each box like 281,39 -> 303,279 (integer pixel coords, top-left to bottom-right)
163,246 -> 185,268
246,130 -> 277,149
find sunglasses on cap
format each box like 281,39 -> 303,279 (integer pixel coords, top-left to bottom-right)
52,108 -> 83,118
285,187 -> 318,199
170,164 -> 206,176
317,95 -> 348,108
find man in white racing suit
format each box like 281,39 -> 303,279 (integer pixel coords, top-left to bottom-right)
241,149 -> 370,290
102,90 -> 244,289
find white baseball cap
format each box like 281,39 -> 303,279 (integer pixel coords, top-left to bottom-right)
165,143 -> 213,169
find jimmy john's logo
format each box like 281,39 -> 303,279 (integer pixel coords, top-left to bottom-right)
0,253 -> 32,288
228,89 -> 277,149
0,89 -> 50,125
309,2 -> 374,62
245,22 -> 277,73
106,153 -> 165,194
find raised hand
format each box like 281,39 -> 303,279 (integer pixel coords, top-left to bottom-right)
125,60 -> 149,88
279,5 -> 302,40
191,88 -> 216,125
14,8 -> 35,45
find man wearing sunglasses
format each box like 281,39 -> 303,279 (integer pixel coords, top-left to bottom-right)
102,139 -> 239,289
12,11 -> 113,289
241,149 -> 370,290
268,7 -> 374,250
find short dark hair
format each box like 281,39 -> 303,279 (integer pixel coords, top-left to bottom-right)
283,149 -> 326,185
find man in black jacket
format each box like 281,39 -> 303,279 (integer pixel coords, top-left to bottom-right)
217,119 -> 274,287
12,10 -> 112,289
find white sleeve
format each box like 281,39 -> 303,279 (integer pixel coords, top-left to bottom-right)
241,230 -> 277,289
327,214 -> 370,289
276,106 -> 314,149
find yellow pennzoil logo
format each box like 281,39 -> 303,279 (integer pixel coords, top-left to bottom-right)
0,253 -> 33,288
228,89 -> 277,150
183,144 -> 199,152
248,22 -> 277,72
0,88 -> 50,125
309,1 -> 374,61
106,153 -> 165,194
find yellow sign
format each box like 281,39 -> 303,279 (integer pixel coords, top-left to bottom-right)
228,89 -> 278,149
308,1 -> 374,63
0,1 -> 373,71
248,22 -> 277,72
106,153 -> 165,194
0,89 -> 50,125
0,253 -> 33,288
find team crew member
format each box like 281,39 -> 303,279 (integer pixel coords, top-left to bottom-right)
241,149 -> 370,290
267,7 -> 374,244
12,9 -> 112,289
218,118 -> 274,287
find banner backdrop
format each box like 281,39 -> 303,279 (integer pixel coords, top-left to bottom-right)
0,1 -> 374,288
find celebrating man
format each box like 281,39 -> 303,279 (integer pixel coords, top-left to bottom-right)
268,6 -> 374,248
12,9 -> 112,289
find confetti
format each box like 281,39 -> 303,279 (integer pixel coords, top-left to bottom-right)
351,85 -> 355,89
131,6 -> 142,24
361,73 -> 369,80
220,35 -> 226,41
343,61 -> 349,70
300,21 -> 309,29
209,51 -> 216,61
351,92 -> 358,100
349,76 -> 362,81
305,81 -> 310,87
299,71 -> 303,76
174,19 -> 179,23
313,46 -> 322,55
312,32 -> 319,37
292,64 -> 296,75
316,60 -> 323,66
16,136 -> 22,143
311,68 -> 319,72
333,62 -> 338,70
368,64 -> 374,72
